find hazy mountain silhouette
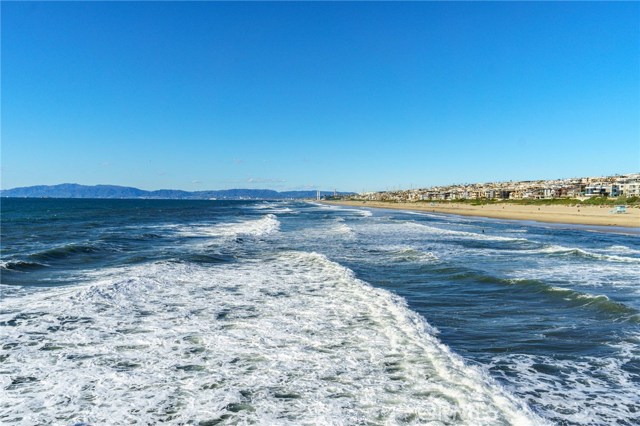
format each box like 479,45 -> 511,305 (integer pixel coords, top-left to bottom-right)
0,183 -> 350,199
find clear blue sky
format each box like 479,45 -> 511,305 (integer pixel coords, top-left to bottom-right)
2,1 -> 638,192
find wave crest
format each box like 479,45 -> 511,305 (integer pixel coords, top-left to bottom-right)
178,214 -> 281,238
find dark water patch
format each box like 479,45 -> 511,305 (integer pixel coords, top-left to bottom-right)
176,364 -> 206,372
453,238 -> 541,252
141,233 -> 163,239
2,342 -> 20,350
47,325 -> 66,333
99,232 -> 164,244
57,315 -> 93,324
6,376 -> 38,390
28,242 -> 113,264
123,255 -> 153,265
50,316 -> 95,332
114,327 -> 150,335
216,309 -> 231,320
419,264 -> 472,276
65,353 -> 96,361
260,288 -> 290,298
273,392 -> 301,399
114,361 -> 141,371
200,414 -> 232,425
40,343 -> 65,351
136,309 -> 155,317
182,253 -> 235,265
383,359 -> 404,374
0,311 -> 47,327
226,402 -> 256,412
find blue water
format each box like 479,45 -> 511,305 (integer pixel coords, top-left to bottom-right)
1,199 -> 639,425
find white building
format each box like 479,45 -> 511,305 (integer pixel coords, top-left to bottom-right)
617,175 -> 640,197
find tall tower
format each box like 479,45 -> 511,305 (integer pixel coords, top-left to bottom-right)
316,190 -> 320,200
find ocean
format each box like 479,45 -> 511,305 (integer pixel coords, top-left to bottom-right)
1,198 -> 638,425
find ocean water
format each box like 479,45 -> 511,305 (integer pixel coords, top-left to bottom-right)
1,199 -> 639,425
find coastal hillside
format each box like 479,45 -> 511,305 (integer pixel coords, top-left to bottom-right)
0,184 -> 352,200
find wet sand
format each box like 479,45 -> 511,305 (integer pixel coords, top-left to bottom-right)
322,200 -> 640,228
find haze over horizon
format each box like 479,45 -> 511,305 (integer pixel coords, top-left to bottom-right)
2,169 -> 639,195
2,2 -> 638,192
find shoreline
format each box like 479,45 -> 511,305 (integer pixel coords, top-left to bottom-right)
322,200 -> 640,228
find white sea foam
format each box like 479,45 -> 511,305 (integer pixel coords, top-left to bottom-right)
307,201 -> 330,208
332,223 -> 356,238
394,247 -> 439,263
251,203 -> 296,214
486,348 -> 640,425
177,214 -> 280,238
338,208 -> 373,218
602,245 -> 640,255
0,253 -> 544,425
326,218 -> 357,239
307,203 -> 373,218
372,245 -> 439,263
252,202 -> 278,209
268,207 -> 296,214
536,245 -> 640,263
327,207 -> 374,217
510,261 -> 640,296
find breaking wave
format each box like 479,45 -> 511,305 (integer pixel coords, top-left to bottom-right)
0,259 -> 49,272
0,253 -> 543,425
176,214 -> 281,239
536,245 -> 640,263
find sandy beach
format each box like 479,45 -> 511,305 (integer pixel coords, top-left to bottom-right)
323,200 -> 640,228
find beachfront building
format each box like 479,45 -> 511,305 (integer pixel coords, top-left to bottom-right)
349,173 -> 638,203
585,183 -> 620,197
616,174 -> 640,197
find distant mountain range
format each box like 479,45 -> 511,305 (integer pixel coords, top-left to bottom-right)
0,184 -> 352,200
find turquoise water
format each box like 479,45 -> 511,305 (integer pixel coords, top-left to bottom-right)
1,199 -> 639,425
